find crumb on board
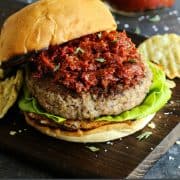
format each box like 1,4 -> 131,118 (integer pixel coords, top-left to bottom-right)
9,129 -> 28,136
164,112 -> 173,115
170,101 -> 174,105
148,122 -> 156,129
9,131 -> 17,136
106,141 -> 114,145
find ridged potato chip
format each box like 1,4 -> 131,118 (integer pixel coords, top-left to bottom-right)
138,34 -> 180,79
0,70 -> 23,119
166,79 -> 176,89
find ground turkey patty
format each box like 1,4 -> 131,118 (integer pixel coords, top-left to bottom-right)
26,64 -> 152,120
26,31 -> 152,120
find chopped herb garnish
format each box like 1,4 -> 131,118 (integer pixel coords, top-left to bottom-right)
128,59 -> 136,63
136,131 -> 152,141
96,58 -> 106,63
134,27 -> 141,34
97,32 -> 102,39
53,63 -> 60,72
149,15 -> 161,22
74,47 -> 84,54
112,39 -> 119,44
86,146 -> 100,152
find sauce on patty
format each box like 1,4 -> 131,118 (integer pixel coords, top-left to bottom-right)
29,31 -> 145,94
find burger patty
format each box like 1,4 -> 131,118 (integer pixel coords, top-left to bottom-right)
26,63 -> 152,120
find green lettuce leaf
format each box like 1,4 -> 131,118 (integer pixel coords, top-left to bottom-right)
18,86 -> 66,123
18,62 -> 171,123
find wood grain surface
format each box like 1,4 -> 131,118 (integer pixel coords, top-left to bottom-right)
0,0 -> 179,178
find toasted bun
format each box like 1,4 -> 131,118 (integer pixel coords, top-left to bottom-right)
24,113 -> 155,143
0,0 -> 116,62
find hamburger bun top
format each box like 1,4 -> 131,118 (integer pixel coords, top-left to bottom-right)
0,0 -> 117,62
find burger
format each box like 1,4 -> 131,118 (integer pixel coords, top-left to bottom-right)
0,0 -> 171,142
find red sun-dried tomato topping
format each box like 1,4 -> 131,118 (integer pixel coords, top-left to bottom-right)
29,31 -> 145,93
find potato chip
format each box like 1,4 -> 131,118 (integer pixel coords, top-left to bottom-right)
0,69 -> 4,79
166,79 -> 176,89
0,70 -> 23,119
138,34 -> 180,79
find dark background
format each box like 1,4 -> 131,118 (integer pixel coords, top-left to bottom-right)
0,0 -> 179,178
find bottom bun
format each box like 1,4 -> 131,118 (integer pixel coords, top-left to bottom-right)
24,113 -> 155,143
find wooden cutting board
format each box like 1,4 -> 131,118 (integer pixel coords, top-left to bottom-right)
0,0 -> 179,178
